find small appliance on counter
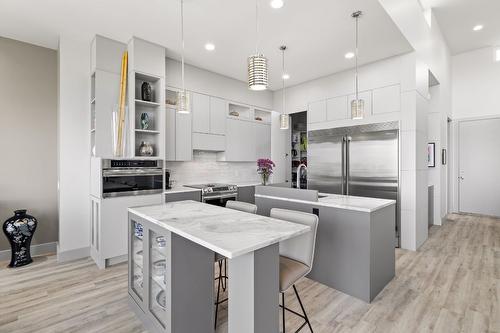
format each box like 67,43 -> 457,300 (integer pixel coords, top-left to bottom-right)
164,170 -> 171,190
184,183 -> 238,206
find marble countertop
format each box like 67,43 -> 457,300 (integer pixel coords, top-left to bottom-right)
255,192 -> 395,213
129,200 -> 310,258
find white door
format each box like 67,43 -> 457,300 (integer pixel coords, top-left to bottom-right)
458,118 -> 500,216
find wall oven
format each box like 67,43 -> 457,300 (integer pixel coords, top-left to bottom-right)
102,159 -> 163,198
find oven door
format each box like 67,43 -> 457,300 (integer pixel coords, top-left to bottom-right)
203,193 -> 238,207
102,169 -> 163,198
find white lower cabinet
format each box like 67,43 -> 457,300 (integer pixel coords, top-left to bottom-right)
90,194 -> 162,269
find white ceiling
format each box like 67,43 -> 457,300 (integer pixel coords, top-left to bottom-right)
0,0 -> 413,89
420,0 -> 500,55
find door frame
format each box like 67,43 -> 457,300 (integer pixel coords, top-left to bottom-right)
453,115 -> 500,213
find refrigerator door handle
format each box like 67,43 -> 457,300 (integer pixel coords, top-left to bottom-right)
341,136 -> 346,194
346,136 -> 351,195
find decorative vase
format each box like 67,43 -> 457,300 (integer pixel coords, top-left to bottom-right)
141,81 -> 152,102
261,173 -> 269,186
139,141 -> 154,156
140,112 -> 149,130
2,210 -> 38,267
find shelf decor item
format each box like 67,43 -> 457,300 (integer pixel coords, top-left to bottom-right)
247,0 -> 268,91
112,105 -> 128,157
2,210 -> 38,268
257,158 -> 275,186
139,141 -> 154,156
350,11 -> 364,120
140,112 -> 150,130
116,51 -> 128,156
141,81 -> 152,101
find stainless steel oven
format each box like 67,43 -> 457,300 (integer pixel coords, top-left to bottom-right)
102,159 -> 163,198
184,183 -> 238,207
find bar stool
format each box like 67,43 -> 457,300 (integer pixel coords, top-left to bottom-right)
214,200 -> 258,328
270,208 -> 319,333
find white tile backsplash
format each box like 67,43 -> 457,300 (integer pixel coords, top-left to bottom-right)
166,151 -> 260,185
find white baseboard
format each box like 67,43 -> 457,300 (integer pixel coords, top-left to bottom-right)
0,242 -> 57,262
57,245 -> 90,263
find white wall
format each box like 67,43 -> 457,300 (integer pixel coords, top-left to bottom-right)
452,47 -> 500,120
57,35 -> 91,261
165,58 -> 273,110
0,37 -> 58,252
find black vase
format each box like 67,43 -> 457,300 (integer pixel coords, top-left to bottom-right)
2,210 -> 37,267
141,81 -> 152,102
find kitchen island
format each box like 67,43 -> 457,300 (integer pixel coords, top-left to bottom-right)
255,185 -> 396,303
127,200 -> 310,333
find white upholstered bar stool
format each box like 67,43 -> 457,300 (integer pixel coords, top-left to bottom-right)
270,208 -> 319,333
214,200 -> 258,328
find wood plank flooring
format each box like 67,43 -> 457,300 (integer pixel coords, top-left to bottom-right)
0,213 -> 498,333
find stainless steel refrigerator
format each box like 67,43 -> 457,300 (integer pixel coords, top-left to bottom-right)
308,121 -> 400,246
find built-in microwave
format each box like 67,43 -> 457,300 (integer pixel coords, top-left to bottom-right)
101,159 -> 163,198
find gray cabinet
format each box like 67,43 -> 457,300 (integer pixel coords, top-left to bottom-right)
165,107 -> 192,161
164,191 -> 201,203
255,122 -> 271,159
238,186 -> 255,204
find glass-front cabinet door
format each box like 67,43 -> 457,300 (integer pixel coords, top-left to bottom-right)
149,229 -> 167,328
130,219 -> 144,302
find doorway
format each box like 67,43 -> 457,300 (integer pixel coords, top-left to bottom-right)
458,117 -> 500,216
290,112 -> 307,189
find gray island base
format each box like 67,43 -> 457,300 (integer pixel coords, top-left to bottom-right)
127,201 -> 309,333
255,185 -> 396,303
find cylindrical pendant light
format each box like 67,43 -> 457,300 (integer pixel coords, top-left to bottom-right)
248,0 -> 268,91
279,45 -> 289,130
351,11 -> 364,120
178,0 -> 190,113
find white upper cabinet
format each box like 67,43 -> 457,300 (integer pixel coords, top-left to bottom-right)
223,118 -> 256,161
175,111 -> 193,161
372,84 -> 401,115
255,122 -> 271,159
348,91 -> 372,117
128,37 -> 165,77
192,92 -> 210,133
210,97 -> 226,135
308,100 -> 327,123
326,95 -> 348,121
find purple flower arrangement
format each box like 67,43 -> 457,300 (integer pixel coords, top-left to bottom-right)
257,158 -> 275,185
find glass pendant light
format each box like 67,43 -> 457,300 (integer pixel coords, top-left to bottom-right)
248,0 -> 268,91
279,45 -> 289,130
178,0 -> 190,114
351,11 -> 364,120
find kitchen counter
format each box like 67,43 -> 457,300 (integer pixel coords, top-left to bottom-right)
129,200 -> 309,259
164,186 -> 201,194
128,200 -> 310,333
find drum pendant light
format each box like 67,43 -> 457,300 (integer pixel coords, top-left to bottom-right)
351,11 -> 364,120
178,0 -> 190,113
248,0 -> 268,91
279,45 -> 289,130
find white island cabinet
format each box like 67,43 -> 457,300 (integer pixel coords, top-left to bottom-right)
128,201 -> 309,333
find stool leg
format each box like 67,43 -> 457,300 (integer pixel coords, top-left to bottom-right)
293,285 -> 313,332
214,263 -> 222,329
282,292 -> 286,333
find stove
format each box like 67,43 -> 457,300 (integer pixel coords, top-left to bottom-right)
185,183 -> 238,205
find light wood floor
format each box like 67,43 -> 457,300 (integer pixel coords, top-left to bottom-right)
1,213 -> 499,333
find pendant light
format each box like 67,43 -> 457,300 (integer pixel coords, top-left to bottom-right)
178,0 -> 190,114
279,45 -> 289,130
248,0 -> 268,91
351,11 -> 364,120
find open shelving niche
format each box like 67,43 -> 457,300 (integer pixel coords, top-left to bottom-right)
129,71 -> 164,158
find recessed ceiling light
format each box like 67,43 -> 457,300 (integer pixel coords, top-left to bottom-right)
282,73 -> 290,80
204,43 -> 215,51
345,52 -> 355,59
270,0 -> 284,9
473,24 -> 483,31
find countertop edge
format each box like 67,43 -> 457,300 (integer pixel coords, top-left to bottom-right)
255,194 -> 396,213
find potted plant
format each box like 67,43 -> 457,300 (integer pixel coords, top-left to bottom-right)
257,158 -> 275,186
